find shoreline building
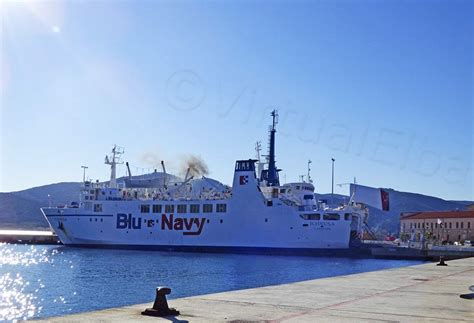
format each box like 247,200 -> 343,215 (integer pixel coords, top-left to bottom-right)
400,210 -> 474,243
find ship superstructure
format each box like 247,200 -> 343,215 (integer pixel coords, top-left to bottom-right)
41,111 -> 368,253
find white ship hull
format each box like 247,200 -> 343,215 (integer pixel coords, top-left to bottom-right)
42,199 -> 352,250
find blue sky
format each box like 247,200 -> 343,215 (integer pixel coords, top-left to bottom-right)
1,0 -> 472,200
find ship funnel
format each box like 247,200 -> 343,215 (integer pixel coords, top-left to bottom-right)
126,162 -> 132,178
232,159 -> 260,198
184,168 -> 191,181
161,161 -> 167,188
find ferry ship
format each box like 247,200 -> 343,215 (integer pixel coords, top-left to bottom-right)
41,111 -> 369,254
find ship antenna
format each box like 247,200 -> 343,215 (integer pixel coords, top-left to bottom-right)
255,141 -> 262,162
307,159 -> 312,184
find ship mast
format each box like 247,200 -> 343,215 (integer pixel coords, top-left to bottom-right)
105,145 -> 124,188
266,110 -> 280,186
307,159 -> 313,184
255,141 -> 264,180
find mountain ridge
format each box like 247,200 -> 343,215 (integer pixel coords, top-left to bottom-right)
0,176 -> 471,235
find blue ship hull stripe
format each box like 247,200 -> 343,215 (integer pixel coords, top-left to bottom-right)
47,214 -> 114,217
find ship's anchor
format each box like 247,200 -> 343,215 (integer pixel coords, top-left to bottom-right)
142,287 -> 180,317
58,221 -> 65,232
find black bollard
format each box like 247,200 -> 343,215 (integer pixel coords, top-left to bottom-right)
436,256 -> 448,266
142,287 -> 180,317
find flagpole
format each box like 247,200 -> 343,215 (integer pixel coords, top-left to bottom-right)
331,158 -> 335,205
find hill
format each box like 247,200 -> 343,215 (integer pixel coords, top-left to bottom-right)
1,177 -> 471,234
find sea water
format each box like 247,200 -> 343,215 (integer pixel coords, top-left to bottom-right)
0,243 -> 424,321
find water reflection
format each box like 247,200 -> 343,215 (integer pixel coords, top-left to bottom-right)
0,243 -> 424,321
0,244 -> 72,321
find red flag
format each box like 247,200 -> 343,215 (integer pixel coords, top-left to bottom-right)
381,189 -> 389,211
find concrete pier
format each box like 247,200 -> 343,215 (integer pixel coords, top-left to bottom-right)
37,257 -> 474,322
0,229 -> 59,244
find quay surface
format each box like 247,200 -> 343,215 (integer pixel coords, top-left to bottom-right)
37,257 -> 474,322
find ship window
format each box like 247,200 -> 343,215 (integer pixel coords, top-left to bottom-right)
203,204 -> 213,213
280,189 -> 286,193
235,160 -> 255,171
344,213 -> 351,221
165,205 -> 175,213
216,204 -> 227,213
310,214 -> 320,220
152,205 -> 162,213
94,204 -> 102,212
190,204 -> 200,213
177,205 -> 187,213
461,222 -> 464,229
300,214 -> 320,220
303,195 -> 313,200
296,186 -> 300,190
323,213 -> 340,221
140,204 -> 150,213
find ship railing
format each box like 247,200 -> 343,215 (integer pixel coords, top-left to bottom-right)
279,196 -> 298,207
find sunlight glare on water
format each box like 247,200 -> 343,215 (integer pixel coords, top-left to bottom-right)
0,273 -> 37,321
0,243 -> 424,321
0,243 -> 54,321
